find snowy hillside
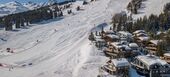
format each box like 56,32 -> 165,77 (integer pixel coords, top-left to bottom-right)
0,0 -> 170,77
0,0 -> 77,17
0,0 -> 131,77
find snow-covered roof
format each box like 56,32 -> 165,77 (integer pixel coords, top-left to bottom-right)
95,38 -> 105,42
129,43 -> 139,48
136,33 -> 148,37
138,36 -> 149,41
94,35 -> 101,39
149,40 -> 162,45
118,31 -> 132,37
94,35 -> 105,41
122,45 -> 132,51
164,53 -> 170,57
106,34 -> 119,39
133,30 -> 146,34
105,30 -> 116,34
137,55 -> 168,69
112,58 -> 129,67
111,41 -> 128,47
111,42 -> 131,51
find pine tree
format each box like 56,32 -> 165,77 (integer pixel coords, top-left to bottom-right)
4,17 -> 13,31
88,32 -> 95,41
157,41 -> 165,56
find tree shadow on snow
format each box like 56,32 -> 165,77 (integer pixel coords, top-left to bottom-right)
36,17 -> 64,25
91,22 -> 108,32
11,29 -> 20,32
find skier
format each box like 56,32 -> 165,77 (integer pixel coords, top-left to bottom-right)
11,50 -> 14,53
36,40 -> 39,43
6,48 -> 10,52
54,29 -> 57,32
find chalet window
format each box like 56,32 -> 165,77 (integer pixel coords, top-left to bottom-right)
139,61 -> 143,66
144,65 -> 147,68
165,65 -> 169,68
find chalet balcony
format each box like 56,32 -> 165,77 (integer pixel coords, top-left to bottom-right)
145,46 -> 157,51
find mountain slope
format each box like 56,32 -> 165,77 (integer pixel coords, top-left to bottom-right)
0,1 -> 29,16
23,1 -> 41,10
0,0 -> 130,77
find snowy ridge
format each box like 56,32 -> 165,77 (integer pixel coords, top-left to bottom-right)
0,1 -> 29,17
23,2 -> 41,10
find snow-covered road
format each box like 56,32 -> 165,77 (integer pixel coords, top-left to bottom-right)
0,0 -> 130,77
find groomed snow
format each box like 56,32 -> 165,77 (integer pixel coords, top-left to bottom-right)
0,0 -> 131,77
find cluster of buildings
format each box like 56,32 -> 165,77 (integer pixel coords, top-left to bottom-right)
90,28 -> 170,77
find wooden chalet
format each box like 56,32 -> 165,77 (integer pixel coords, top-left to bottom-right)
104,40 -> 141,58
133,30 -> 149,47
103,46 -> 117,58
109,42 -> 133,58
131,55 -> 170,77
103,34 -> 119,43
128,43 -> 139,50
146,40 -> 162,55
161,53 -> 170,64
102,30 -> 119,43
101,58 -> 129,77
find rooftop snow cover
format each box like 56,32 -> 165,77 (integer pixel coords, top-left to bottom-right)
118,31 -> 132,37
137,55 -> 168,69
106,34 -> 119,39
138,36 -> 149,41
136,33 -> 148,37
112,58 -> 129,67
111,42 -> 131,51
164,53 -> 170,57
133,30 -> 146,34
105,30 -> 116,34
149,40 -> 162,45
129,43 -> 139,48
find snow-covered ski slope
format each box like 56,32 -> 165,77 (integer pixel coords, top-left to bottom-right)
0,0 -> 130,77
0,0 -> 169,77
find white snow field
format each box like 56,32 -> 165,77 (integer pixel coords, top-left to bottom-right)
0,0 -> 131,77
